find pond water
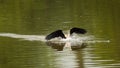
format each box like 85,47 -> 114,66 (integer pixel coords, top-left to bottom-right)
0,0 -> 120,68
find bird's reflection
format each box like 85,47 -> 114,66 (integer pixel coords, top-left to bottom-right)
46,41 -> 87,51
46,42 -> 65,51
71,43 -> 87,51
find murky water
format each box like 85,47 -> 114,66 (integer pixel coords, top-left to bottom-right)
0,0 -> 120,68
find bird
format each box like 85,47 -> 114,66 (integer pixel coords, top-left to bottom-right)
45,27 -> 87,40
45,27 -> 87,51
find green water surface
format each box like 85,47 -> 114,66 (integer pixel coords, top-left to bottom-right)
0,0 -> 120,68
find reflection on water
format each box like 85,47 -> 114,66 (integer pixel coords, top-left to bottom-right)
82,45 -> 120,68
46,42 -> 65,51
54,50 -> 80,68
0,32 -> 116,68
46,42 -> 87,51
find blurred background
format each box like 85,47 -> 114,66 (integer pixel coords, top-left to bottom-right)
0,0 -> 120,68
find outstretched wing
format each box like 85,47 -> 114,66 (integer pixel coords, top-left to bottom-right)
70,27 -> 87,35
45,30 -> 66,40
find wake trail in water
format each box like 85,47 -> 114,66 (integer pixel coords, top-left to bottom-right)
0,33 -> 110,43
0,33 -> 46,41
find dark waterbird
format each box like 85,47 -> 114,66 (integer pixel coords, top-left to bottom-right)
45,27 -> 87,40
